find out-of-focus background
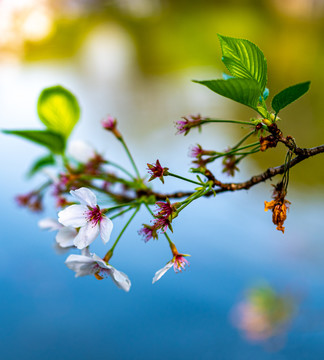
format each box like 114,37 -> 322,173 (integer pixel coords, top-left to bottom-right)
1,1 -> 324,359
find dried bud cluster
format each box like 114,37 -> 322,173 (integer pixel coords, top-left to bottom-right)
264,183 -> 291,233
259,122 -> 283,152
259,135 -> 279,152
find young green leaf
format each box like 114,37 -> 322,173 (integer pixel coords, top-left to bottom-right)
193,78 -> 261,110
257,106 -> 268,119
37,85 -> 80,139
271,81 -> 311,114
222,73 -> 234,80
2,130 -> 65,154
218,34 -> 267,92
262,88 -> 269,100
27,153 -> 56,177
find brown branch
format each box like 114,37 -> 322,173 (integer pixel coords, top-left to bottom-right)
67,143 -> 324,203
157,143 -> 324,199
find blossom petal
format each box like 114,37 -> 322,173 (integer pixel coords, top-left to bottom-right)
92,254 -> 111,270
38,218 -> 62,231
68,140 -> 96,163
73,222 -> 99,249
58,205 -> 88,227
99,217 -> 113,244
110,267 -> 131,292
65,254 -> 96,277
70,187 -> 97,207
56,227 -> 77,248
81,247 -> 91,257
152,261 -> 173,284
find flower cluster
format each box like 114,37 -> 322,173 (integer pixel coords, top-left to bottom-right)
139,198 -> 179,242
40,184 -> 190,287
52,173 -> 82,200
40,187 -> 131,292
50,141 -> 108,208
16,191 -> 43,212
68,140 -> 106,175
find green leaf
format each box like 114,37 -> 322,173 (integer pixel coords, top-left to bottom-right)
271,81 -> 311,114
193,78 -> 261,110
27,153 -> 56,177
218,34 -> 268,92
2,129 -> 65,154
257,106 -> 268,118
37,85 -> 80,139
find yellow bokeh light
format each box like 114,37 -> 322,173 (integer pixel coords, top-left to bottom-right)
0,0 -> 54,59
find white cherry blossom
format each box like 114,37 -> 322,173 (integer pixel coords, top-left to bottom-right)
152,253 -> 190,284
68,140 -> 96,163
38,217 -> 77,248
65,252 -> 131,292
58,187 -> 113,249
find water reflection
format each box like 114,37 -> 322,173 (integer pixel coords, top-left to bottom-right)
231,283 -> 297,345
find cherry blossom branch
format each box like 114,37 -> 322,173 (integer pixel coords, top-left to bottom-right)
149,143 -> 324,199
10,36 -> 322,289
75,142 -> 324,203
38,141 -> 324,208
144,203 -> 173,247
205,143 -> 324,193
